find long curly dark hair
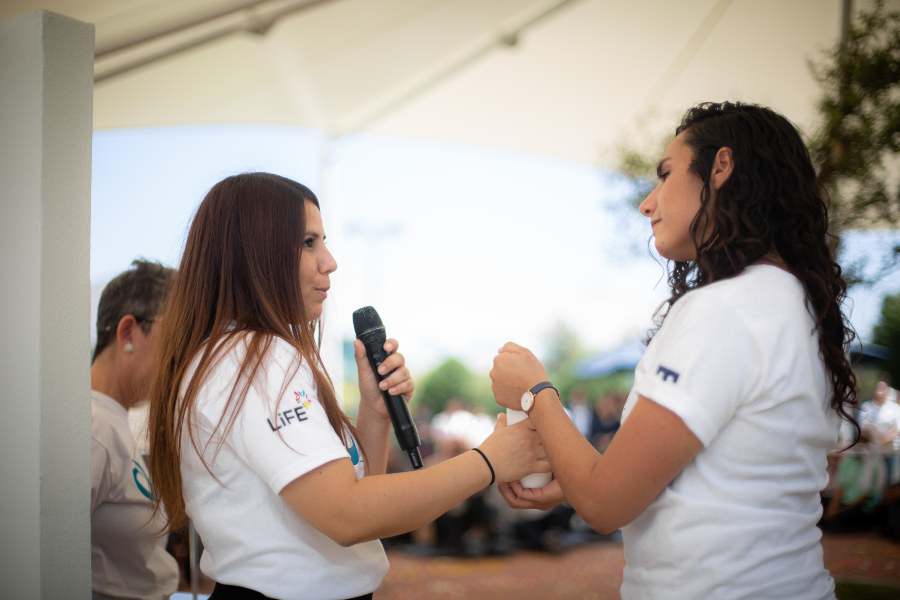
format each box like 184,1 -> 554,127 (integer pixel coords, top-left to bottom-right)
659,101 -> 858,438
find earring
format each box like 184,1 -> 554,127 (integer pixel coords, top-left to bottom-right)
124,342 -> 134,353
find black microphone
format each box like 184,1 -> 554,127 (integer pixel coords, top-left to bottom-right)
353,306 -> 423,469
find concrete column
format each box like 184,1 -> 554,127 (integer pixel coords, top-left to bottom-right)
0,11 -> 94,599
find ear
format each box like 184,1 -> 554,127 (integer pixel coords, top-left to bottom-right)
710,147 -> 734,191
115,314 -> 138,352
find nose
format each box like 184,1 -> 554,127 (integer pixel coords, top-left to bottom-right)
638,187 -> 656,218
320,246 -> 337,274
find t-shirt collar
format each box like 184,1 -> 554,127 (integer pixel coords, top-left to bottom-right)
91,389 -> 128,417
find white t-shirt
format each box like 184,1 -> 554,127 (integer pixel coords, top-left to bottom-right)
181,335 -> 388,600
621,265 -> 839,600
90,391 -> 179,600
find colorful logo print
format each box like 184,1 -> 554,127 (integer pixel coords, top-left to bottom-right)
294,389 -> 313,410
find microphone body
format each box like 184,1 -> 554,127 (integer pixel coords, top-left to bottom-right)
353,307 -> 423,469
505,408 -> 552,488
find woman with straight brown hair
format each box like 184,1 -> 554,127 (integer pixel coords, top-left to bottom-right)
148,172 -> 547,600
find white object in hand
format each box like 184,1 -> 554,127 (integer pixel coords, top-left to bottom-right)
506,408 -> 552,488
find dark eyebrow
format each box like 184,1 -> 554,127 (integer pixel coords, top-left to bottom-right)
656,158 -> 671,178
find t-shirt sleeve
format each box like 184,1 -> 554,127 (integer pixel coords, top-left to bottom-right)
632,293 -> 760,446
200,338 -> 350,494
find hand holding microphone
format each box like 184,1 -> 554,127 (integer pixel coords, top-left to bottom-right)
353,306 -> 423,469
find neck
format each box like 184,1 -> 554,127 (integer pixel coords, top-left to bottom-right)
90,351 -> 131,409
755,251 -> 787,270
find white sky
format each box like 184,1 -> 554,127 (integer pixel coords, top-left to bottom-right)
91,124 -> 900,379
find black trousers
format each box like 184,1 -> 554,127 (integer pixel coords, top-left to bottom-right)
209,582 -> 373,600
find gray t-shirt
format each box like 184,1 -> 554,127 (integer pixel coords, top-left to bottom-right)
91,390 -> 179,600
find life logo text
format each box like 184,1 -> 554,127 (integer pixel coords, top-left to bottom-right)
267,389 -> 314,432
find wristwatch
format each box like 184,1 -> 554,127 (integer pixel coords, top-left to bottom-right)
520,381 -> 560,414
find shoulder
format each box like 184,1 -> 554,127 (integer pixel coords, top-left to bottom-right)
668,265 -> 803,328
194,333 -> 318,417
266,335 -> 313,371
197,333 -> 313,386
90,395 -> 132,450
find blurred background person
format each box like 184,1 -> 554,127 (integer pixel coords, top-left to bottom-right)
589,393 -> 623,453
860,380 -> 900,452
90,259 -> 179,600
428,397 -> 503,556
567,387 -> 593,439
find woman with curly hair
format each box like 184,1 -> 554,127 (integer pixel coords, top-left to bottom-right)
490,102 -> 857,599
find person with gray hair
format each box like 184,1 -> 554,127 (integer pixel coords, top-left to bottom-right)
90,259 -> 179,600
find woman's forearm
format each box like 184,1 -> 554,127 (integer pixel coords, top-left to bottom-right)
527,391 -> 614,529
355,401 -> 391,475
530,393 -> 702,533
329,451 -> 491,545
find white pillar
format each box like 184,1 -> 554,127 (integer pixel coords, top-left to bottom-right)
0,11 -> 94,599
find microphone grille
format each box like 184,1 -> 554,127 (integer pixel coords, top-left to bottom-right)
353,306 -> 383,336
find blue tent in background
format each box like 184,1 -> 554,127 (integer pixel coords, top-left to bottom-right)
850,343 -> 890,367
575,339 -> 646,379
575,341 -> 889,380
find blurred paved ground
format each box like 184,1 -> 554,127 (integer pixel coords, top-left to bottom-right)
375,533 -> 900,600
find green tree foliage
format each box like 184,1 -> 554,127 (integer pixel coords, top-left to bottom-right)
873,292 -> 900,385
542,321 -> 635,402
809,0 -> 899,282
542,321 -> 587,400
416,357 -> 494,414
810,0 -> 899,232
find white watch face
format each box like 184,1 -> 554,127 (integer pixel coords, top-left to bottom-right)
521,391 -> 534,412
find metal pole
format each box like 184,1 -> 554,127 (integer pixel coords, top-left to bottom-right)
189,522 -> 200,600
840,0 -> 853,49
94,0 -> 341,83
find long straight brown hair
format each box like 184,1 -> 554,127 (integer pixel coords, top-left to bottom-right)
148,172 -> 358,531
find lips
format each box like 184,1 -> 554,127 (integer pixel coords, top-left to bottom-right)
314,287 -> 329,300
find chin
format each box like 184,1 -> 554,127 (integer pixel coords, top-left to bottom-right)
656,242 -> 694,262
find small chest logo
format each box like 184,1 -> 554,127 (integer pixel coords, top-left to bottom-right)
347,436 -> 361,466
656,365 -> 680,383
131,460 -> 154,501
266,390 -> 312,432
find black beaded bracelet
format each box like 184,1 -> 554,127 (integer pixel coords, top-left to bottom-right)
471,447 -> 495,486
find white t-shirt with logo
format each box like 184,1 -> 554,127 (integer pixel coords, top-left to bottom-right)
181,336 -> 388,600
90,391 -> 179,600
621,265 -> 839,600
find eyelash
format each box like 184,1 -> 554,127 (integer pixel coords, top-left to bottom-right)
304,238 -> 315,248
658,171 -> 669,181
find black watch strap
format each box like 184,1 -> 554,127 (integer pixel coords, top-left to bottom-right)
529,381 -> 559,399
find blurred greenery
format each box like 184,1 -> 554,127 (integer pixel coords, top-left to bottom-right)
810,0 -> 899,235
809,0 -> 900,284
873,291 -> 900,385
543,321 -> 635,402
415,357 -> 496,415
413,323 -> 636,415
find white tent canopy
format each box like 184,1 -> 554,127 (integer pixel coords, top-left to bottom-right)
1,0 -> 865,165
